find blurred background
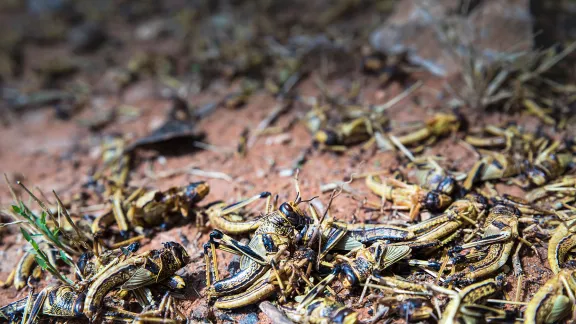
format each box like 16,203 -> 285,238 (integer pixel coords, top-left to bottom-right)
0,0 -> 575,122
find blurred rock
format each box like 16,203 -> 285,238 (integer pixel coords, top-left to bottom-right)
370,0 -> 533,77
27,0 -> 66,14
68,22 -> 107,53
135,18 -> 172,41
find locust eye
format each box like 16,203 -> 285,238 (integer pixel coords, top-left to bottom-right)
424,192 -> 440,211
126,242 -> 140,253
77,252 -> 93,275
74,293 -> 86,316
186,181 -> 204,193
525,168 -> 546,186
437,177 -> 456,194
163,241 -> 177,249
322,130 -> 339,146
279,202 -> 301,226
340,264 -> 357,288
332,309 -> 355,324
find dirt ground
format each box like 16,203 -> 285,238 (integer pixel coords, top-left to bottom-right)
0,78 -> 560,323
0,1 -> 575,323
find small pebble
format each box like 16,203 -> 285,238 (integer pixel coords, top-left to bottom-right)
278,169 -> 294,177
238,313 -> 259,324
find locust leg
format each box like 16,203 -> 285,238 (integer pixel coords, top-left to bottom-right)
204,239 -> 221,288
512,242 -> 524,302
162,275 -> 186,290
0,269 -> 15,288
207,230 -> 268,265
25,287 -> 45,324
359,274 -> 430,303
14,250 -> 37,290
208,192 -> 272,234
436,230 -> 462,250
102,307 -> 180,324
464,160 -> 486,190
220,192 -> 272,215
204,230 -> 285,298
133,287 -> 156,309
112,189 -> 130,235
306,204 -> 348,260
450,231 -> 512,252
407,259 -> 443,270
409,201 -> 422,222
298,268 -> 339,309
213,275 -> 279,309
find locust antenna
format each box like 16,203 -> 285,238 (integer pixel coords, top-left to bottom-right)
299,196 -> 318,204
294,169 -> 302,204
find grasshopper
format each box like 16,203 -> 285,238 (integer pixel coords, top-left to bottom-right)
446,204 -> 527,285
83,242 -> 190,320
464,140 -> 573,190
204,186 -> 312,309
328,194 -> 484,265
548,215 -> 576,274
315,194 -> 487,261
279,298 -> 358,324
313,115 -> 388,151
429,275 -> 505,324
412,159 -> 459,197
0,285 -> 85,323
393,112 -> 461,147
76,242 -> 141,280
524,269 -> 576,324
408,193 -> 488,245
366,175 -> 453,221
361,276 -> 432,321
127,181 -> 210,228
523,141 -> 573,187
464,150 -> 522,190
376,295 -> 433,322
464,124 -> 539,154
92,182 -> 209,249
526,175 -> 576,204
298,242 -> 412,306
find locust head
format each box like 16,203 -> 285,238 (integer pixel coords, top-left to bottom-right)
436,176 -> 457,195
465,192 -> 488,212
279,202 -> 307,229
313,129 -> 339,147
423,191 -> 452,212
163,241 -> 191,266
184,181 -> 210,203
338,264 -> 359,288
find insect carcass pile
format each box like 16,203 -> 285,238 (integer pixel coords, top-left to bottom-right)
1,106 -> 575,324
1,2 -> 576,324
